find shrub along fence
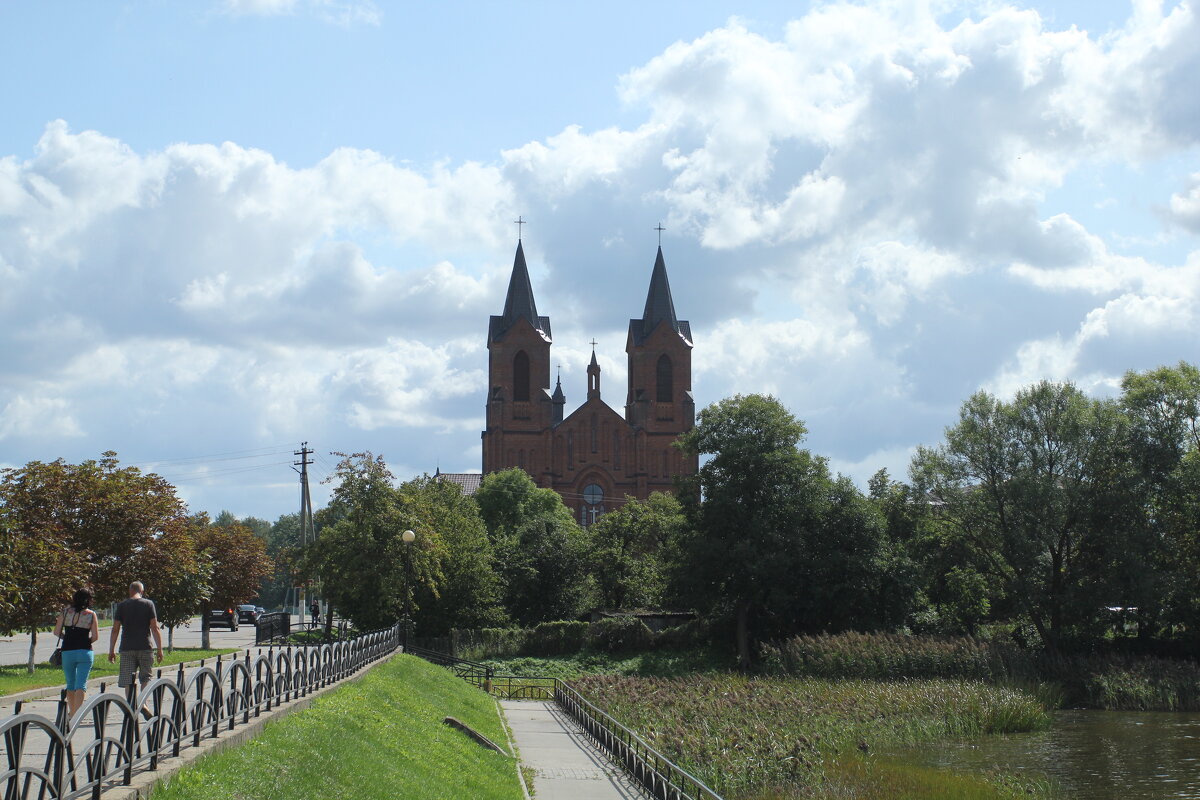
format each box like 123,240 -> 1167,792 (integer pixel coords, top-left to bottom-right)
414,616 -> 708,660
409,647 -> 725,800
1,624 -> 401,800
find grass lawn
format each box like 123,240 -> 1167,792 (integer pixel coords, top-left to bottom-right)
0,648 -> 238,698
149,654 -> 523,800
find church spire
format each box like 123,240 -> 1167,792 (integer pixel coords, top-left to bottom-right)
639,246 -> 679,340
501,240 -> 538,326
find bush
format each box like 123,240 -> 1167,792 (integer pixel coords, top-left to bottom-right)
525,621 -> 589,655
587,616 -> 655,653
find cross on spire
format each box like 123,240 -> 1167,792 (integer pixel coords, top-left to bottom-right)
655,222 -> 665,246
514,216 -> 526,239
589,338 -> 598,350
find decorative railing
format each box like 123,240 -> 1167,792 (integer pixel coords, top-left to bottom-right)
1,624 -> 400,800
253,612 -> 291,645
554,680 -> 723,800
407,648 -> 724,800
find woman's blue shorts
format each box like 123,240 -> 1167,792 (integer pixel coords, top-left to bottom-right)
61,649 -> 94,691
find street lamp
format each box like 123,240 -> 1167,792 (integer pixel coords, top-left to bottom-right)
402,529 -> 416,650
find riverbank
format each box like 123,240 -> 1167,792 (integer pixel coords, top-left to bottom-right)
148,654 -> 523,800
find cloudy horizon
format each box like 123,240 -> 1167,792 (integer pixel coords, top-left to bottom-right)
1,1 -> 1197,520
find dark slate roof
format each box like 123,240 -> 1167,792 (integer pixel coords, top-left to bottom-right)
629,247 -> 691,346
435,471 -> 483,496
489,240 -> 551,342
551,375 -> 566,402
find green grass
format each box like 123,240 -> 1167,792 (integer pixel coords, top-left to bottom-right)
149,654 -> 523,800
0,648 -> 238,697
571,673 -> 1051,800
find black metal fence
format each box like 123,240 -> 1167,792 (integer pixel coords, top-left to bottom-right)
1,624 -> 401,800
254,612 -> 291,644
407,648 -> 724,800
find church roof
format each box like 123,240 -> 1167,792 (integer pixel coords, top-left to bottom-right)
552,374 -> 566,402
434,470 -> 483,496
489,240 -> 551,342
629,246 -> 691,346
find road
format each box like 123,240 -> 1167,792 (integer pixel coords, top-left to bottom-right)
0,616 -> 301,667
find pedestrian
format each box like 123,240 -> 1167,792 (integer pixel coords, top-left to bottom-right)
108,581 -> 164,706
52,588 -> 99,719
310,598 -> 321,625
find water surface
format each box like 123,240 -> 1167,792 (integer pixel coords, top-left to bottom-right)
887,710 -> 1200,799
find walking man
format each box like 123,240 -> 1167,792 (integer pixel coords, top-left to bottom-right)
109,581 -> 164,699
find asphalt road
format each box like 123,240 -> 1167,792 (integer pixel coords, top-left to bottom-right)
0,616 -> 299,667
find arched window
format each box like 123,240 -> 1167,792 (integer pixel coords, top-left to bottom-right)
613,430 -> 621,469
656,354 -> 673,402
591,413 -> 598,452
513,351 -> 530,402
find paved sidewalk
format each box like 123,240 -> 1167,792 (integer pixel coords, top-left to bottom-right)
501,699 -> 647,800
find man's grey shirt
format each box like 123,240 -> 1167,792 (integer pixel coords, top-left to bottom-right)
114,597 -> 157,651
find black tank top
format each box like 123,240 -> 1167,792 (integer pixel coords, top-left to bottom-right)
61,608 -> 94,651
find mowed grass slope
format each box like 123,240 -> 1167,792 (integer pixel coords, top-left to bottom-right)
151,654 -> 523,800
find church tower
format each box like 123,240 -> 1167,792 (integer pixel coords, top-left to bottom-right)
481,240 -> 553,475
477,234 -> 698,522
626,246 -> 694,432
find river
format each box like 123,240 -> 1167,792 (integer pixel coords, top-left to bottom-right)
886,710 -> 1200,798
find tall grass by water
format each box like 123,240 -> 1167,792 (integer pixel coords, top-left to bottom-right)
760,632 -> 1200,711
572,673 -> 1049,799
150,654 -> 522,800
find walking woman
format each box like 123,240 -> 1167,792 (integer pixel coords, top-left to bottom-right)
52,588 -> 100,719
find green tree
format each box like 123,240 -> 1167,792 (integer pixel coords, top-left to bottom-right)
588,492 -> 685,610
475,468 -> 592,625
138,522 -> 212,650
1121,362 -> 1200,642
673,394 -> 828,669
195,518 -> 272,649
399,476 -> 506,636
911,381 -> 1137,651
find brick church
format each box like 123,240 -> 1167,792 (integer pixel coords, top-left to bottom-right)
479,237 -> 698,525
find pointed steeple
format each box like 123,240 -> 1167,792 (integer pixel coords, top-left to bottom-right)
552,372 -> 566,424
630,246 -> 688,345
489,240 -> 551,343
587,346 -> 601,399
502,240 -> 538,325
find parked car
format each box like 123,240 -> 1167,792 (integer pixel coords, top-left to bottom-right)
237,604 -> 260,624
205,608 -> 239,631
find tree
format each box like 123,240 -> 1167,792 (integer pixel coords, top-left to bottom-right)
1121,362 -> 1200,642
304,454 -> 412,631
0,519 -> 84,672
194,518 -> 272,649
0,453 -> 191,605
475,468 -> 592,625
673,394 -> 828,669
138,522 -> 213,650
911,381 -> 1137,652
399,476 -> 506,636
588,492 -> 685,610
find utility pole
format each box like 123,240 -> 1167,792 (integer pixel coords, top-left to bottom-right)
294,443 -> 315,626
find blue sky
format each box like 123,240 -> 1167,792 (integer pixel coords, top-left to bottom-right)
1,0 -> 1197,521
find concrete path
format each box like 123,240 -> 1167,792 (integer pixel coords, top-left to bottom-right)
500,699 -> 647,800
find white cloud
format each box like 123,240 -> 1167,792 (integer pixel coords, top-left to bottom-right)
3,2 -> 1200,515
1168,173 -> 1200,233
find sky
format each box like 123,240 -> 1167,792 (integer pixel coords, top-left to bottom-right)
1,0 -> 1197,522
